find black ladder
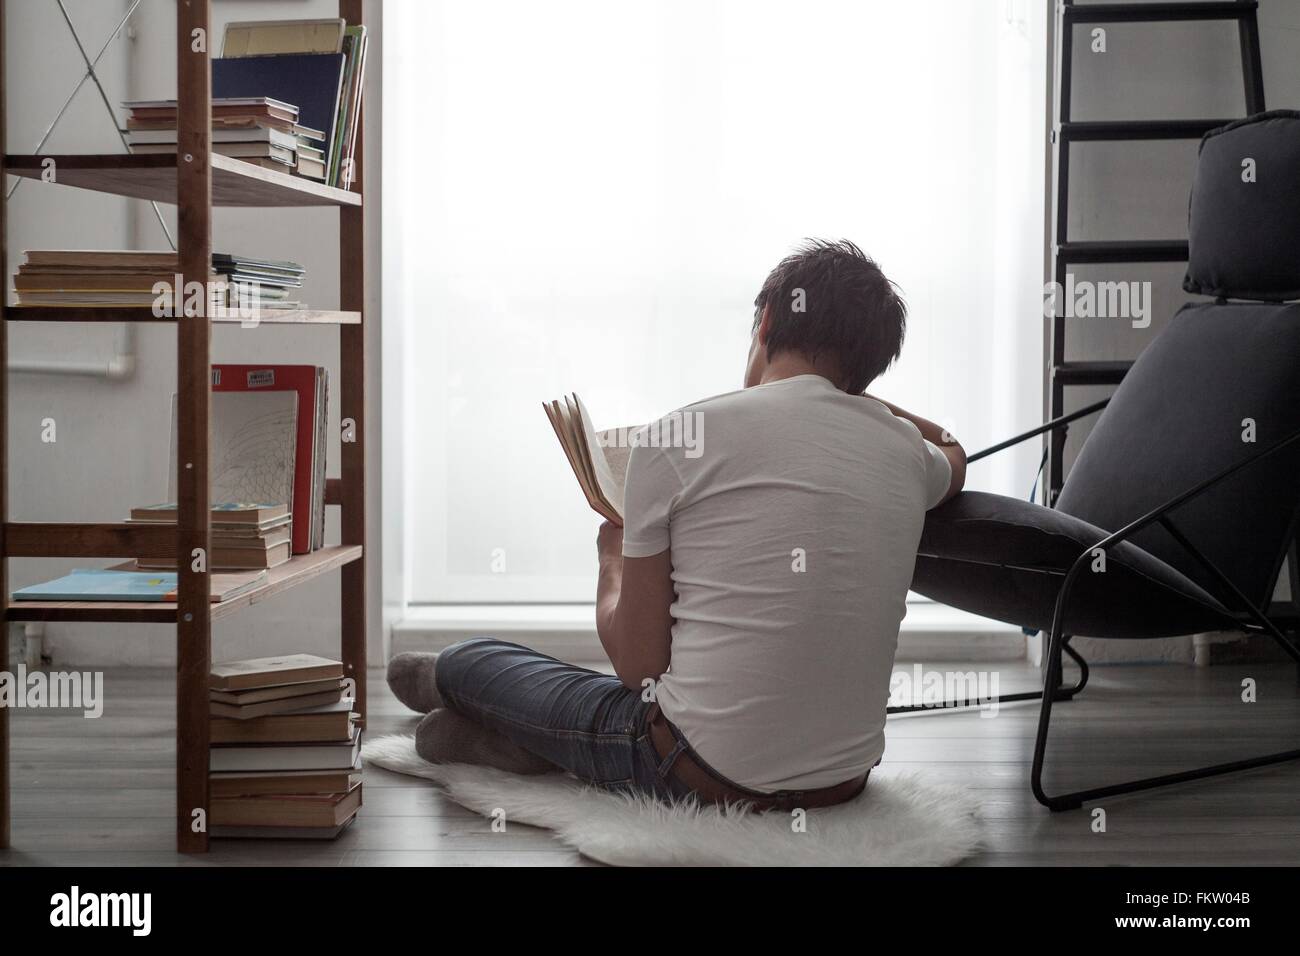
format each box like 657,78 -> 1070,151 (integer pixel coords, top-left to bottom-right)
1047,0 -> 1266,503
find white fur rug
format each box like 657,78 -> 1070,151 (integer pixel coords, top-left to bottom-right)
362,734 -> 982,866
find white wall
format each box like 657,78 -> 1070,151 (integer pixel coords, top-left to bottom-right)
1054,3 -> 1300,662
5,0 -> 383,667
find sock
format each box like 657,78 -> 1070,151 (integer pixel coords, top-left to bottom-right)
415,708 -> 556,775
386,652 -> 444,713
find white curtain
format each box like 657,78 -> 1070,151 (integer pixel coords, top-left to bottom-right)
385,0 -> 1047,604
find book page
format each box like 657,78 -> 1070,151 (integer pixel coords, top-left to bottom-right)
547,400 -> 613,522
572,394 -> 625,519
560,397 -> 597,492
547,401 -> 592,496
168,391 -> 298,508
543,397 -> 639,524
596,426 -> 642,494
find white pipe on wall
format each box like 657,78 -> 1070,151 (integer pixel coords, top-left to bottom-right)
7,322 -> 137,380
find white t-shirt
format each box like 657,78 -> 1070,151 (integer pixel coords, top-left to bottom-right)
621,374 -> 952,792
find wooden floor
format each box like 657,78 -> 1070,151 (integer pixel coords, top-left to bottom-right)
2,658 -> 1299,866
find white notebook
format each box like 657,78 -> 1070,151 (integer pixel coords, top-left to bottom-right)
167,390 -> 298,511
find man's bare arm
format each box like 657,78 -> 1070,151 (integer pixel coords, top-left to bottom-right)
864,394 -> 967,504
595,522 -> 674,691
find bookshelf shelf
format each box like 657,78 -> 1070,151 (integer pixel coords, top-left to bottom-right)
6,545 -> 362,624
5,306 -> 361,324
4,152 -> 362,208
0,0 -> 371,853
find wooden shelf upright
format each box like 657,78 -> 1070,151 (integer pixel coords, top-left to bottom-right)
0,0 -> 369,853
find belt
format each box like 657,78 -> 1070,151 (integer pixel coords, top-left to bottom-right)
645,703 -> 869,811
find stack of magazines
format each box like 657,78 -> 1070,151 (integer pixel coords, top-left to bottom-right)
12,250 -> 304,313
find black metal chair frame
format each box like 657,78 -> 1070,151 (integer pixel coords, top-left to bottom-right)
887,401 -> 1300,810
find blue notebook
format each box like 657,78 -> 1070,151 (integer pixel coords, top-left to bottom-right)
213,53 -> 346,169
12,568 -> 267,603
13,569 -> 180,602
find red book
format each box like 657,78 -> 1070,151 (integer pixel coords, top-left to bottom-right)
213,365 -> 325,554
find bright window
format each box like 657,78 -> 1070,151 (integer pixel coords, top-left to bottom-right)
385,0 -> 1047,604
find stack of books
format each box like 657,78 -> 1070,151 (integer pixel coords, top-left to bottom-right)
12,250 -> 305,313
209,654 -> 362,839
127,364 -> 331,569
162,364 -> 329,558
123,95 -> 328,179
123,18 -> 368,188
213,17 -> 367,187
211,365 -> 329,553
130,503 -> 292,571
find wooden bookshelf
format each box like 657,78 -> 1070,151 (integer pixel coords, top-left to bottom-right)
6,546 -> 362,624
5,306 -> 360,324
4,153 -> 362,208
0,0 -> 370,853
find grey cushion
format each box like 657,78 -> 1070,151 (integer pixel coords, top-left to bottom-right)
1183,110 -> 1300,301
912,492 -> 1234,639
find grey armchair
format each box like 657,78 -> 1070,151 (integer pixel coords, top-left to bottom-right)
900,111 -> 1300,810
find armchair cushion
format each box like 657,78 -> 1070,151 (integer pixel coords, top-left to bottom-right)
1183,110 -> 1300,301
911,491 -> 1235,639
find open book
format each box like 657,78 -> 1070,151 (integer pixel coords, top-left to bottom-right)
543,394 -> 635,525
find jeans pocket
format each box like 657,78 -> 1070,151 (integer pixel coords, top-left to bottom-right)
632,733 -> 685,802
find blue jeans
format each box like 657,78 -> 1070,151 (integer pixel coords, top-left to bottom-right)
435,638 -> 695,802
437,638 -> 873,807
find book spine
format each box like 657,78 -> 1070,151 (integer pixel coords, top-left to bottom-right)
328,33 -> 357,186
341,29 -> 367,189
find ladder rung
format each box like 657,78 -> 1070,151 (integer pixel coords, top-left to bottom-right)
1064,2 -> 1258,25
1053,361 -> 1133,386
1058,119 -> 1232,141
1057,240 -> 1189,264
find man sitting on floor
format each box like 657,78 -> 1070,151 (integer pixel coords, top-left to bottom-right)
388,239 -> 966,810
